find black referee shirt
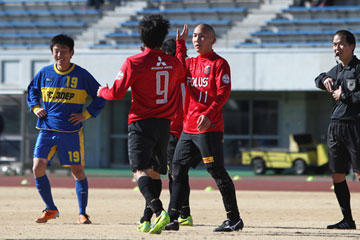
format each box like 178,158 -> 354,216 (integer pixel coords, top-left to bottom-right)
315,55 -> 360,121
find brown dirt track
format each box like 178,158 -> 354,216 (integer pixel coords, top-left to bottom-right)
1,175 -> 360,239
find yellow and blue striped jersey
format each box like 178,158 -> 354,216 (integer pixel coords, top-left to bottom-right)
27,63 -> 105,132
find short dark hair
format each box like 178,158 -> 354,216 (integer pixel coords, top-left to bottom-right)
139,15 -> 170,49
50,34 -> 74,52
335,30 -> 356,47
161,38 -> 176,56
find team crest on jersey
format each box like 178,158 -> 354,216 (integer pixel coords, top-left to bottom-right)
346,79 -> 356,91
204,65 -> 211,74
222,74 -> 230,84
156,56 -> 166,67
116,70 -> 124,80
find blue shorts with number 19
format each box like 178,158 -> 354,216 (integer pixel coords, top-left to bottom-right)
33,129 -> 85,166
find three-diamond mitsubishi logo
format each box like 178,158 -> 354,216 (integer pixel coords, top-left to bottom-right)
156,56 -> 166,67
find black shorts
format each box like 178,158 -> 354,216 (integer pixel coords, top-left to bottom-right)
167,133 -> 202,175
128,118 -> 170,175
173,131 -> 224,169
327,120 -> 360,173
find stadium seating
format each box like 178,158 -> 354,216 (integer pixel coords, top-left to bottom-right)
0,0 -> 86,3
91,0 -> 256,49
0,21 -> 86,30
120,19 -> 232,28
3,0 -> 360,49
147,0 -> 260,9
103,19 -> 232,44
137,7 -> 246,16
0,0 -> 103,49
235,4 -> 360,48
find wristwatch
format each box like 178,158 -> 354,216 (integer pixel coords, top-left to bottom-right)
340,92 -> 347,101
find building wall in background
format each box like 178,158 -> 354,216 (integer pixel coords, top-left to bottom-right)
0,48 -> 339,91
0,49 -> 337,167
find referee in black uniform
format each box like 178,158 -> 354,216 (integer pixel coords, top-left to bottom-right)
315,30 -> 360,230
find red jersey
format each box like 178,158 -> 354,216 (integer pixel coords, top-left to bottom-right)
170,83 -> 185,139
99,48 -> 185,124
176,40 -> 231,134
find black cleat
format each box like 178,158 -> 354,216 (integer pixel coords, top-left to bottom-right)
164,220 -> 180,231
327,219 -> 356,229
214,218 -> 244,232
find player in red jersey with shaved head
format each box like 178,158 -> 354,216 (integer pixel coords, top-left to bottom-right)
97,15 -> 185,234
165,24 -> 243,232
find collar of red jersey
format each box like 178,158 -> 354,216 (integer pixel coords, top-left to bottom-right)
144,48 -> 163,54
199,50 -> 215,59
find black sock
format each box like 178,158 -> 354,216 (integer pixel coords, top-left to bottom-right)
152,179 -> 163,216
334,180 -> 353,221
152,179 -> 162,198
141,205 -> 152,223
138,176 -> 163,216
168,180 -> 183,221
168,173 -> 173,194
180,180 -> 191,218
168,175 -> 190,221
180,206 -> 190,218
168,164 -> 190,221
209,168 -> 240,222
141,178 -> 163,222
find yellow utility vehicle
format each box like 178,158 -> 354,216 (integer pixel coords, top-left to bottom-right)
241,134 -> 328,175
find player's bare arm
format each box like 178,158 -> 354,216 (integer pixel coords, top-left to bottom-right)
97,83 -> 109,97
323,77 -> 334,93
196,115 -> 211,132
34,108 -> 47,118
177,24 -> 188,41
68,113 -> 86,126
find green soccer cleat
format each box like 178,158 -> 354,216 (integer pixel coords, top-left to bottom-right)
137,221 -> 151,232
178,216 -> 193,226
149,210 -> 170,234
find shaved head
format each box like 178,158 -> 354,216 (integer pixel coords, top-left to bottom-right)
192,24 -> 216,55
195,24 -> 215,38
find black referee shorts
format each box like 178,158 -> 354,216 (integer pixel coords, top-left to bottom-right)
128,118 -> 170,175
327,120 -> 360,173
173,131 -> 224,169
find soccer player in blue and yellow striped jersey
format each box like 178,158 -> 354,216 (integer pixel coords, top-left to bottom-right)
27,34 -> 105,224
